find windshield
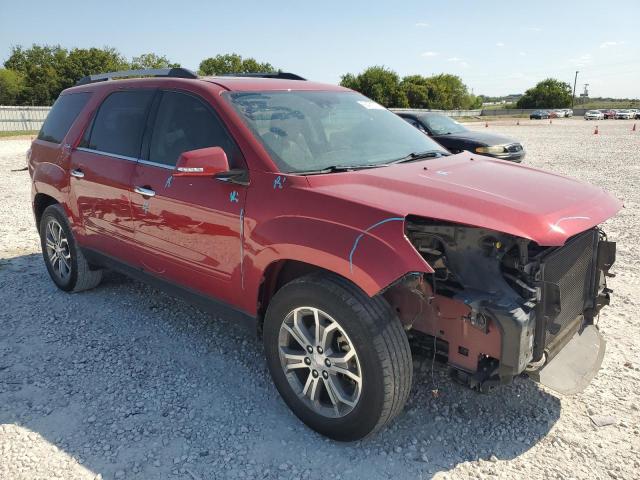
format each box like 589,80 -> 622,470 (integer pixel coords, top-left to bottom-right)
419,114 -> 468,135
225,91 -> 447,173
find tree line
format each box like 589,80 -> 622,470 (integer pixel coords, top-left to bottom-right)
0,44 -> 596,110
340,66 -> 482,110
0,46 -> 275,105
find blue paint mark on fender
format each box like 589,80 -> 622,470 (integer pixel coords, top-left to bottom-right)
273,176 -> 286,189
349,217 -> 404,273
230,190 -> 239,203
164,175 -> 173,188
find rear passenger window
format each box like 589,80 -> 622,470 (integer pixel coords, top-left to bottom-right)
149,91 -> 242,167
84,90 -> 154,158
38,92 -> 91,144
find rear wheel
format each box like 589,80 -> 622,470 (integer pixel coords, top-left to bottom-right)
263,273 -> 412,441
39,204 -> 102,292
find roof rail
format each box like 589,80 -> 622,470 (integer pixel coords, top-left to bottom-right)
75,67 -> 198,86
219,71 -> 306,81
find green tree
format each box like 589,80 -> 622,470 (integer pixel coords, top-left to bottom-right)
516,78 -> 572,108
0,68 -> 25,105
341,68 -> 479,109
340,66 -> 408,108
59,47 -> 129,91
426,73 -> 476,110
4,45 -> 68,105
399,75 -> 435,109
130,53 -> 180,70
198,53 -> 275,75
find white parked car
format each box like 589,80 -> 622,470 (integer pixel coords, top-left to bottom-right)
554,109 -> 567,118
562,109 -> 573,117
615,110 -> 633,119
584,110 -> 605,120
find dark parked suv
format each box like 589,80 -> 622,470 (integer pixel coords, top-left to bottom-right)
29,68 -> 620,440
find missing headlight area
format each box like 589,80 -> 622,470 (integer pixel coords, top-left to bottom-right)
383,216 -> 614,392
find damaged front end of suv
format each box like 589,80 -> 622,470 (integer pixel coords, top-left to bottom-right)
384,217 -> 617,394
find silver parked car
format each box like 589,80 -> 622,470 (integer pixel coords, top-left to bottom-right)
615,110 -> 633,119
584,110 -> 604,120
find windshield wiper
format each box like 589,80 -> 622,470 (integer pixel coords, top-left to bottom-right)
388,150 -> 449,164
293,164 -> 388,175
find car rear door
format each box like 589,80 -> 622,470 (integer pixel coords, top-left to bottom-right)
130,90 -> 247,305
70,89 -> 155,264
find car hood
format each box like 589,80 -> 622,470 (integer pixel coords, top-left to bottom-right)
307,151 -> 622,246
433,130 -> 518,146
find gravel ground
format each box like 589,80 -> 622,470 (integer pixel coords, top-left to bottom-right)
1,118 -> 639,480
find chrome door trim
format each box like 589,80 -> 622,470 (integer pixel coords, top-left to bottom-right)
76,147 -> 179,172
76,147 -> 138,163
138,159 -> 174,170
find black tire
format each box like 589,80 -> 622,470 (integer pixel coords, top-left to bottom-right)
39,204 -> 102,292
263,273 -> 412,441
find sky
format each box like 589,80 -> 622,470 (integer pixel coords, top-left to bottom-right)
1,0 -> 639,98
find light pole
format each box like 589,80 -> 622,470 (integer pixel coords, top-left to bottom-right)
572,71 -> 579,109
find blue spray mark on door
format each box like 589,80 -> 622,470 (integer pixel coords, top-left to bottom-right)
348,217 -> 404,273
273,176 -> 286,190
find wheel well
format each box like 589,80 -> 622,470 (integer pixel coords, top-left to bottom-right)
33,193 -> 58,228
257,260 -> 338,333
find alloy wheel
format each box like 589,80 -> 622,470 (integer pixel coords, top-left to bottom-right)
278,307 -> 362,418
45,218 -> 71,281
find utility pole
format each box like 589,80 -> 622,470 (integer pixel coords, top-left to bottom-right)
572,70 -> 579,109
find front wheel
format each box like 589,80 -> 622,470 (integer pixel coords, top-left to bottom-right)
263,273 -> 412,441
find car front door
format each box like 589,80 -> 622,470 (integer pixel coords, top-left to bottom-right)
70,89 -> 156,264
130,90 -> 247,305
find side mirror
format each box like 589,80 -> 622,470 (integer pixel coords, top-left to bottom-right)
173,146 -> 230,177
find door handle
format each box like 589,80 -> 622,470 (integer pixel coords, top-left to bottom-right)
134,186 -> 156,197
70,168 -> 84,178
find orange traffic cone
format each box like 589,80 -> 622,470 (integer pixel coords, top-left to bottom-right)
485,121 -> 488,128
633,123 -> 637,132
594,125 -> 599,134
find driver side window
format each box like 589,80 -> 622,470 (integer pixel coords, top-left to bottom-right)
149,91 -> 243,168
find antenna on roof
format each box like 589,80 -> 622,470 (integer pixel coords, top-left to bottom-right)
75,68 -> 198,86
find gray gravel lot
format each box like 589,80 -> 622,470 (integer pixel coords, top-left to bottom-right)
1,118 -> 639,480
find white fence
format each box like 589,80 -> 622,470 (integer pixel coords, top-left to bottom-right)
391,108 -> 483,117
0,106 -> 51,132
0,105 -> 605,133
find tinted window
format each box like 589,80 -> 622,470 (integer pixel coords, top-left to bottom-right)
420,114 -> 467,135
85,90 -> 154,158
149,91 -> 241,167
38,93 -> 91,144
402,117 -> 422,129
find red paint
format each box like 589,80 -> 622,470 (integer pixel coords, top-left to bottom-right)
30,76 -> 622,322
173,146 -> 230,177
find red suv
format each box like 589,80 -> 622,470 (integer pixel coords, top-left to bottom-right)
29,68 -> 621,441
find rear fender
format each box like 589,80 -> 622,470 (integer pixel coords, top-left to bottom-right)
31,162 -> 78,231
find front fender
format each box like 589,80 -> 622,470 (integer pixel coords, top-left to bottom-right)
242,213 -> 431,314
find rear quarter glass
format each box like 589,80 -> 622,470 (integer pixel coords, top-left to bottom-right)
38,93 -> 92,144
